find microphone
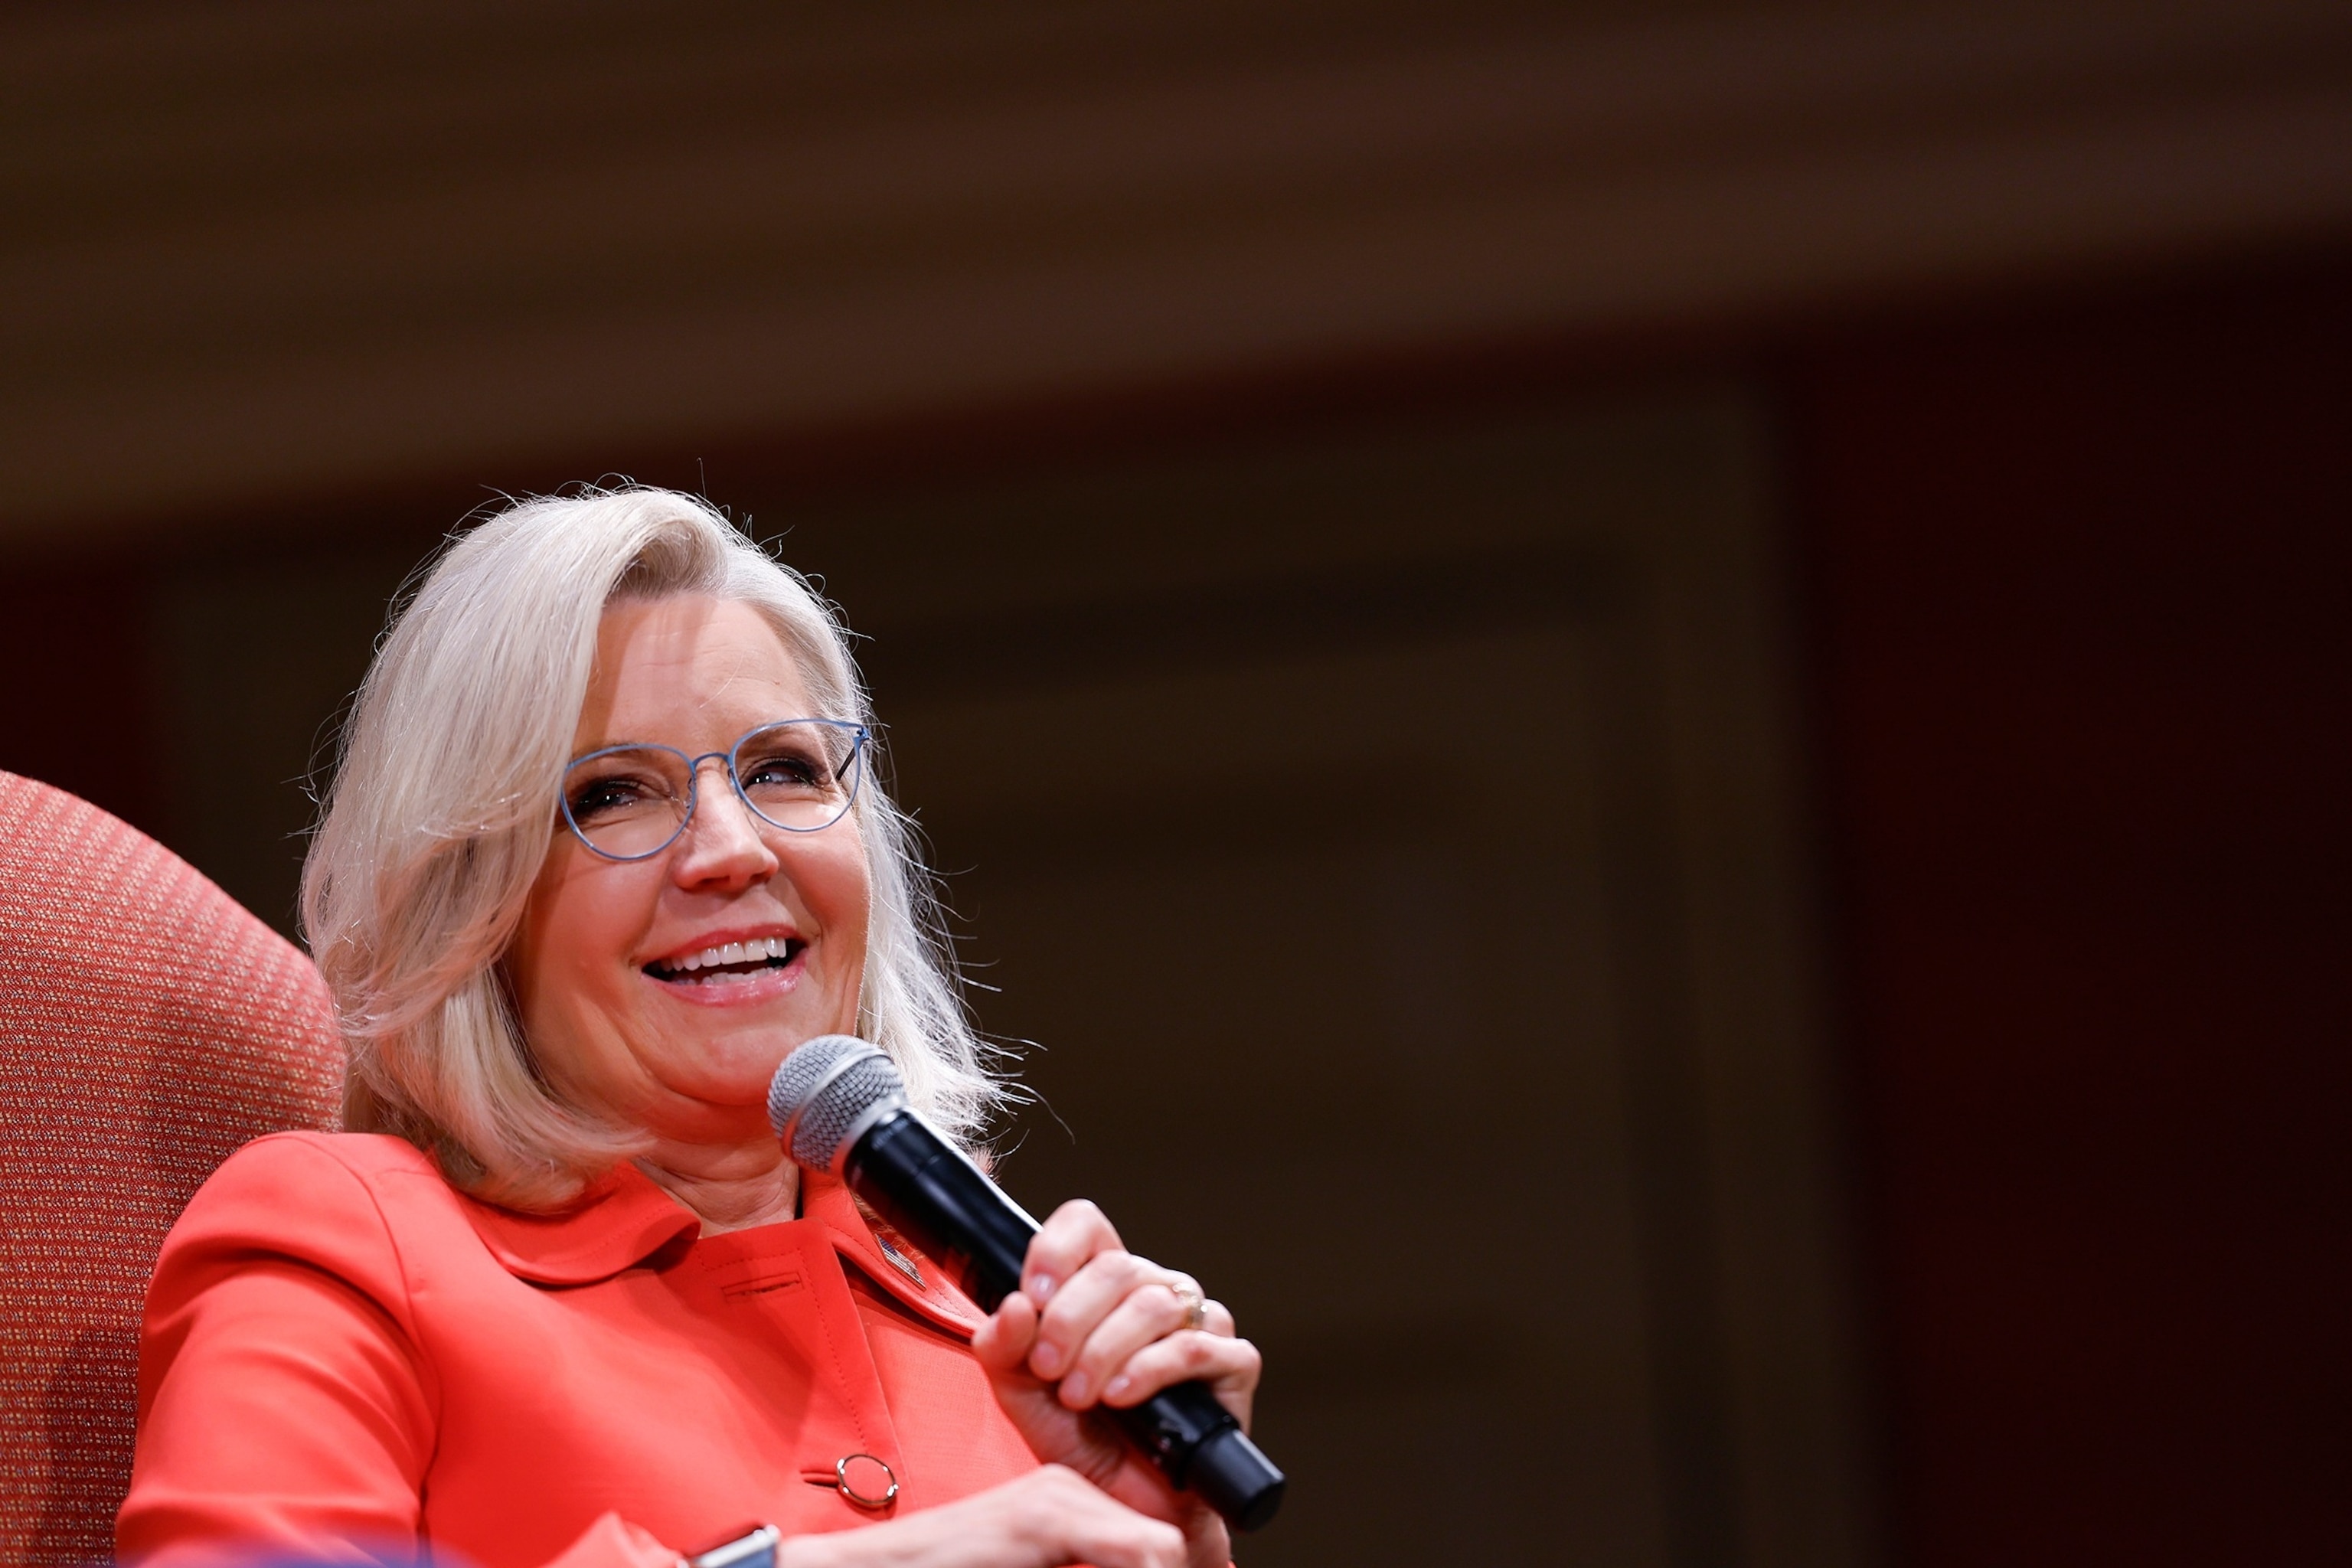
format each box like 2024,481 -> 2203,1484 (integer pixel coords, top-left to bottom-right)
767,1036 -> 1286,1532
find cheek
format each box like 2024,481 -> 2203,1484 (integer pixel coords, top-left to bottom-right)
511,855 -> 643,1039
797,835 -> 872,959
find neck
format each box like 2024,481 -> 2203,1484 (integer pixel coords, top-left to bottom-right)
634,1140 -> 802,1235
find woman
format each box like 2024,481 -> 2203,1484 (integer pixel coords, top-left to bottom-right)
119,489 -> 1260,1568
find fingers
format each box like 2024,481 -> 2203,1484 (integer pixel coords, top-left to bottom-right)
1004,1465 -> 1191,1568
1024,1249 -> 1178,1394
1053,1276 -> 1207,1407
1008,1199 -> 1258,1429
969,1285 -> 1039,1375
1100,1329 -> 1261,1428
1017,1199 -> 1148,1390
1020,1198 -> 1122,1308
780,1464 -> 1188,1568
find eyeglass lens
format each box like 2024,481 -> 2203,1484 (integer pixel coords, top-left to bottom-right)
562,720 -> 863,860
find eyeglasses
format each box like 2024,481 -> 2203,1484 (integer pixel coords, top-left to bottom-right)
559,718 -> 870,862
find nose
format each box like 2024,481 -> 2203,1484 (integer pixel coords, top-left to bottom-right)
668,758 -> 780,889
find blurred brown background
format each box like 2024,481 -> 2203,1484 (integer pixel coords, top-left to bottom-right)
2,2 -> 2347,1565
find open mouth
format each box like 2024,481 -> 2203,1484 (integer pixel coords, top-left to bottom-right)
644,936 -> 803,988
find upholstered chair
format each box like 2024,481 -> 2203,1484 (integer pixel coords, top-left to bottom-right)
0,773 -> 341,1568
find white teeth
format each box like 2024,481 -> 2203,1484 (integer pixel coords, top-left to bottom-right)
654,938 -> 792,978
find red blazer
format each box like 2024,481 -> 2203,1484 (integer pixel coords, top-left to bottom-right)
118,1132 -> 1044,1568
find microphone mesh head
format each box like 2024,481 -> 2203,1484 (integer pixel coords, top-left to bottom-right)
766,1034 -> 908,1170
766,1034 -> 871,1129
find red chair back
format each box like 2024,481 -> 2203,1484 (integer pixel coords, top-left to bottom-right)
0,774 -> 341,1568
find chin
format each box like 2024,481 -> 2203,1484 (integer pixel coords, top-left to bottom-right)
692,1011 -> 844,1080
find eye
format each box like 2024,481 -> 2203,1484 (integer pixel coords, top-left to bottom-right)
565,760 -> 672,821
740,745 -> 828,792
568,778 -> 636,819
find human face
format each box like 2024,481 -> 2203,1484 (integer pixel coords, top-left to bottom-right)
508,596 -> 871,1150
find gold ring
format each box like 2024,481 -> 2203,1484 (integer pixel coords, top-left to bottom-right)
1170,1282 -> 1207,1331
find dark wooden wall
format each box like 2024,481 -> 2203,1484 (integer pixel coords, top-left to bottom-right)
1787,257 -> 2352,1565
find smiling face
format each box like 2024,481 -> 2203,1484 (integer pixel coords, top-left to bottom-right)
507,594 -> 871,1154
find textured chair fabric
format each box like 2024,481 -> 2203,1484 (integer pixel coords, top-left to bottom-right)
0,773 -> 341,1568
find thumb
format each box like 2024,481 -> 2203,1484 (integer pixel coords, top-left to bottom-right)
971,1289 -> 1040,1374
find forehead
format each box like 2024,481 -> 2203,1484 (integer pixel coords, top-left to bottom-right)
573,595 -> 813,748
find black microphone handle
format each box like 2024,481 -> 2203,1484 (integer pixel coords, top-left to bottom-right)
841,1110 -> 1286,1532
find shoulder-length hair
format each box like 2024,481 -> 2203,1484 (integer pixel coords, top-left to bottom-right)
302,485 -> 999,1210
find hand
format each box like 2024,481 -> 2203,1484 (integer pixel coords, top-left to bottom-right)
969,1201 -> 1261,1568
776,1465 -> 1185,1568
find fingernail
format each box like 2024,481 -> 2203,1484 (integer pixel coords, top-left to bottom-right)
1104,1374 -> 1132,1401
1027,1274 -> 1056,1302
1031,1341 -> 1061,1375
1060,1371 -> 1091,1405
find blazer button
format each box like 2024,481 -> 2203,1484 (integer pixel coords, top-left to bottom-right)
836,1453 -> 899,1510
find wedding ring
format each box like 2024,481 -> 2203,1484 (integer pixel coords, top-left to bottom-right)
1170,1282 -> 1208,1331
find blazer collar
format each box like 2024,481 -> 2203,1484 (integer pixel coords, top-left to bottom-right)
458,1161 -> 988,1335
459,1161 -> 701,1285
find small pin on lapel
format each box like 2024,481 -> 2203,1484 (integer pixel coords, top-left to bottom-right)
874,1230 -> 925,1288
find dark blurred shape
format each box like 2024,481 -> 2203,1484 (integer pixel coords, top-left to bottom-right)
0,560 -> 162,841
145,532 -> 468,934
1789,258 -> 2352,1565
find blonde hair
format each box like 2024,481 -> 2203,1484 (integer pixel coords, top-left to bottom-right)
302,485 -> 1000,1209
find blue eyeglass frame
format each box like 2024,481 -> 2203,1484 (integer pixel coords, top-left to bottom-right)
559,717 -> 871,863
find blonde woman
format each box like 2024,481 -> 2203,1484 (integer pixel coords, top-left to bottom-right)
119,490 -> 1259,1568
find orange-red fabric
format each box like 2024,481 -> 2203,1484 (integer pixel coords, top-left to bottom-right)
119,1132 -> 1044,1568
0,773 -> 341,1568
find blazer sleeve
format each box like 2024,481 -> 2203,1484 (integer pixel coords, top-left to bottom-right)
116,1135 -> 677,1568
